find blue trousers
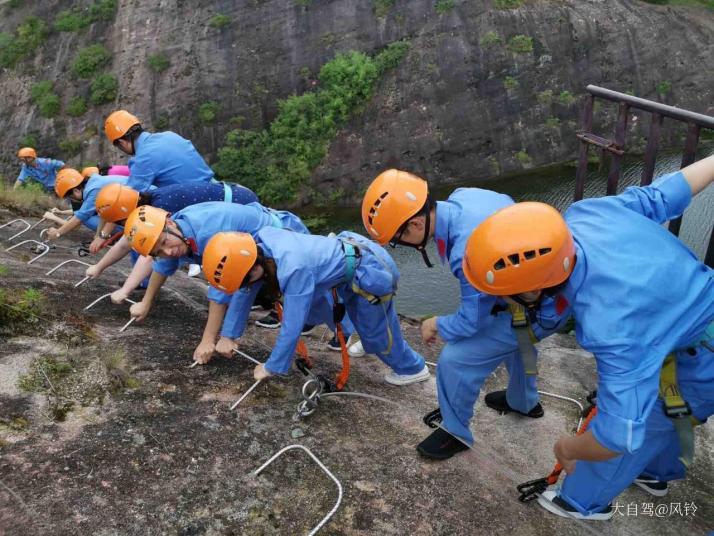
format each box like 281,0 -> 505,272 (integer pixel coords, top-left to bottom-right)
559,342 -> 714,514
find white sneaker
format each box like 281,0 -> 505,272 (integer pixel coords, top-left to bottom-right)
187,263 -> 201,277
384,365 -> 430,386
347,339 -> 365,358
536,490 -> 613,520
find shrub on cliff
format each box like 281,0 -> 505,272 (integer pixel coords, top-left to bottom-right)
90,73 -> 118,104
55,0 -> 118,32
31,81 -> 60,118
0,16 -> 48,68
72,45 -> 111,78
213,41 -> 409,204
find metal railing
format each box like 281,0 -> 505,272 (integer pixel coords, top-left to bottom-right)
574,85 -> 714,267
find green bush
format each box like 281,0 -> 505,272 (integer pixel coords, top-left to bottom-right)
19,133 -> 38,147
67,96 -> 88,117
656,80 -> 672,95
208,14 -> 231,29
0,16 -> 48,68
8,0 -> 22,8
494,0 -> 524,8
89,0 -> 117,21
90,73 -> 118,104
199,101 -> 220,124
558,90 -> 576,106
545,117 -> 561,129
479,31 -> 501,47
515,149 -> 532,165
373,0 -> 394,17
155,114 -> 170,130
503,76 -> 518,90
506,35 -> 533,54
148,52 -> 170,73
537,89 -> 554,105
31,81 -> 60,118
435,0 -> 456,14
71,44 -> 111,78
54,0 -> 116,32
59,137 -> 82,157
213,41 -> 409,204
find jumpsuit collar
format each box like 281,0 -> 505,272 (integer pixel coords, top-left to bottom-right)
433,200 -> 453,265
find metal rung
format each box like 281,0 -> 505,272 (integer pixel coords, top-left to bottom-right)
5,239 -> 50,264
84,293 -> 138,333
0,219 -> 31,241
29,217 -> 48,231
46,259 -> 93,288
576,132 -> 625,155
252,445 -> 343,536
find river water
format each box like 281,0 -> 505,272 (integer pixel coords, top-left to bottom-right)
304,148 -> 714,317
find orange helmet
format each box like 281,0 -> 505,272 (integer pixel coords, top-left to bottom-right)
96,183 -> 140,222
18,147 -> 37,159
361,169 -> 429,245
104,110 -> 141,143
462,202 -> 575,296
124,205 -> 168,256
55,168 -> 85,198
81,166 -> 99,178
202,232 -> 258,293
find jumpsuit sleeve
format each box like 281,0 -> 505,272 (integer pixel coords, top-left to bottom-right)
73,190 -> 99,224
151,257 -> 180,277
220,284 -> 261,339
436,272 -> 498,342
52,159 -> 65,170
207,286 -> 232,305
17,166 -> 28,183
613,171 -> 692,224
126,152 -> 158,192
263,272 -> 316,375
587,340 -> 664,454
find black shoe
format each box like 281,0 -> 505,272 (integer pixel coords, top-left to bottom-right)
301,324 -> 317,336
537,490 -> 614,520
327,336 -> 341,351
484,390 -> 544,418
255,311 -> 280,329
633,474 -> 669,497
416,428 -> 469,460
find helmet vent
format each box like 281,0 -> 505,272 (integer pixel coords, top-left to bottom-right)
494,258 -> 506,270
524,250 -> 536,260
538,248 -> 552,256
508,253 -> 520,266
213,255 -> 228,283
367,192 -> 389,225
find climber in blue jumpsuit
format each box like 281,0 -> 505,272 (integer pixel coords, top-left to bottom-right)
125,202 -> 353,364
220,228 -> 430,385
460,160 -> 714,520
144,180 -> 258,212
14,157 -> 65,192
361,170 -> 570,459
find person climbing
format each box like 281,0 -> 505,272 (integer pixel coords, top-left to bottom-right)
461,156 -> 714,520
104,110 -> 214,191
361,169 -> 570,460
44,168 -> 128,241
97,163 -> 130,176
81,166 -> 100,179
202,229 -> 430,385
13,147 -> 65,192
121,203 -> 353,363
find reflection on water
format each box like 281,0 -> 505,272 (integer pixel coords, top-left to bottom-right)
303,148 -> 714,317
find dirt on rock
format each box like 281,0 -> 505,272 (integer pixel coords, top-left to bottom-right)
1,211 -> 712,535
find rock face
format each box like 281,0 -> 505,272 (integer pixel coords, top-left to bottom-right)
1,0 -> 713,204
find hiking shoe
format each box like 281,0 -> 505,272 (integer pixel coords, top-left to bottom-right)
416,427 -> 469,460
301,324 -> 317,336
537,490 -> 613,520
484,390 -> 544,418
347,338 -> 365,357
327,336 -> 341,351
385,365 -> 430,386
255,311 -> 280,329
633,474 -> 669,497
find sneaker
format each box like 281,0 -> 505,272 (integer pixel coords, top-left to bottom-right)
301,324 -> 317,336
537,490 -> 613,520
633,474 -> 669,497
384,365 -> 430,386
484,390 -> 544,418
187,263 -> 202,277
251,304 -> 262,311
416,427 -> 469,460
327,336 -> 341,351
255,311 -> 280,329
347,339 -> 366,358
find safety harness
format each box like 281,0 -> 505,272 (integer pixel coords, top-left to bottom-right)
508,303 -> 540,376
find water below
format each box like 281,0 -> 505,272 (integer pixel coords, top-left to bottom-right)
300,147 -> 714,317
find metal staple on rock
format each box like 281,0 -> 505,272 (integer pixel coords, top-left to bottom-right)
46,259 -> 92,288
0,219 -> 31,241
5,239 -> 50,264
83,293 -> 138,332
252,444 -> 343,536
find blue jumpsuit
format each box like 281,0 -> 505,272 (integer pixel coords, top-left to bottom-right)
551,171 -> 714,514
74,174 -> 129,231
433,189 -> 570,445
126,131 -> 214,191
146,181 -> 258,212
17,158 -> 64,191
220,228 -> 426,376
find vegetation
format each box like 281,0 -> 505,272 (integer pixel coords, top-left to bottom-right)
147,52 -> 170,73
537,89 -> 554,105
155,114 -> 170,130
479,31 -> 501,47
67,96 -> 88,117
435,0 -> 456,14
31,81 -> 61,118
213,41 -> 410,204
506,35 -> 533,54
558,90 -> 576,106
59,136 -> 83,157
0,16 -> 48,68
90,73 -> 118,104
71,44 -> 111,78
373,0 -> 394,17
54,0 -> 118,32
0,181 -> 58,216
0,287 -> 46,335
503,76 -> 518,90
642,0 -> 714,8
494,0 -> 524,8
19,133 -> 38,148
208,14 -> 231,29
656,80 -> 672,95
545,117 -> 561,129
198,101 -> 220,124
515,149 -> 532,166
